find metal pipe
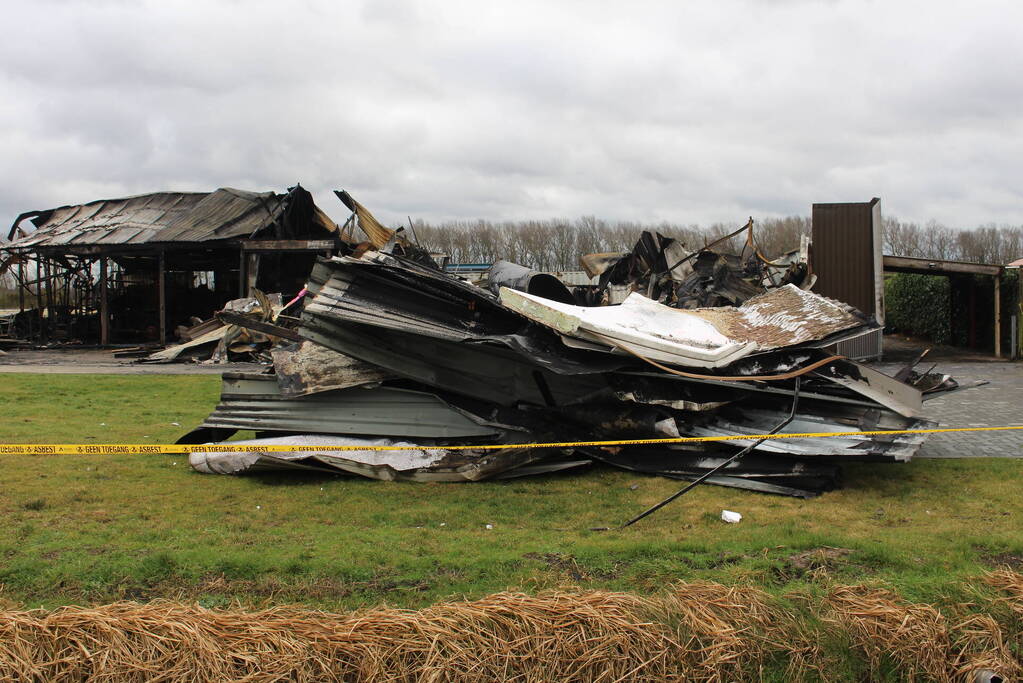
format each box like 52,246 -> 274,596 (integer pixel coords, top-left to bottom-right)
619,376 -> 802,529
486,260 -> 574,304
994,273 -> 1001,358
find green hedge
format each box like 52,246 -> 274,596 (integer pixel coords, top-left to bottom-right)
884,273 -> 951,344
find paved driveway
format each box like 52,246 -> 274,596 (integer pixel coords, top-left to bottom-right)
0,349 -> 262,375
875,361 -> 1023,458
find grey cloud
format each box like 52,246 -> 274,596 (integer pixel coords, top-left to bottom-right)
1,0 -> 1020,234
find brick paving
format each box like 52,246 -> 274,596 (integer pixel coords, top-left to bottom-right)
875,361 -> 1023,458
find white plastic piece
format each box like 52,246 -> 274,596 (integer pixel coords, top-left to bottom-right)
721,510 -> 742,523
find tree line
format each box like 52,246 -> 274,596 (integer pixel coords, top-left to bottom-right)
411,215 -> 811,271
410,215 -> 1023,271
881,218 -> 1023,265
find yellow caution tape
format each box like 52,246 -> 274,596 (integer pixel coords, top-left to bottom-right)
2,425 -> 1023,455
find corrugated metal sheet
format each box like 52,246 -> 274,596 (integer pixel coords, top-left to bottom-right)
811,199 -> 882,318
153,189 -> 279,242
197,372 -> 503,439
835,328 -> 884,360
6,188 -> 286,248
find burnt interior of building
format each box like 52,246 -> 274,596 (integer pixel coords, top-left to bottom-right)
1,185 -> 341,346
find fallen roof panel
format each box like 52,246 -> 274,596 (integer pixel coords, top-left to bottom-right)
500,285 -> 870,368
189,372 -> 503,440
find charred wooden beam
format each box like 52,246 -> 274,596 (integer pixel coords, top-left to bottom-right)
239,239 -> 336,252
158,251 -> 166,345
100,256 -> 109,345
883,254 -> 1003,277
215,310 -> 301,341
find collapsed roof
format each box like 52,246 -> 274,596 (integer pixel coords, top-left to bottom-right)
5,185 -> 337,250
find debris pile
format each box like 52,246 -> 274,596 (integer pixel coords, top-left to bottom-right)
181,197 -> 965,498
143,290 -> 291,364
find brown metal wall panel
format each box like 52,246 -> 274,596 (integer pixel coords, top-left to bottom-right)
811,200 -> 879,317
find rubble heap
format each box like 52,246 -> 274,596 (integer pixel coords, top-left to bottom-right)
179,198 -> 965,499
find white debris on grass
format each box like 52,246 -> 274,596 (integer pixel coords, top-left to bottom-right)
189,434 -> 450,475
721,510 -> 742,523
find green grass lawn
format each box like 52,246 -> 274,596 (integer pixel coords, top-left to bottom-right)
2,372 -> 1022,613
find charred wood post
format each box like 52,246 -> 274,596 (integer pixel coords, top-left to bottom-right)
158,251 -> 167,345
246,253 -> 259,295
37,256 -> 47,343
238,248 -> 247,298
17,259 -> 25,314
32,258 -> 42,340
99,256 -> 109,345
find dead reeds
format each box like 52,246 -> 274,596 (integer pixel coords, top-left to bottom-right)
653,581 -> 780,681
985,568 -> 1023,615
823,584 -> 954,680
0,592 -> 685,682
3,575 -> 1023,682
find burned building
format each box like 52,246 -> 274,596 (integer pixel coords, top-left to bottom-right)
177,195 -> 976,504
0,185 -> 340,345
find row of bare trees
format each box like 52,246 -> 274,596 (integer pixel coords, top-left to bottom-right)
882,218 -> 1023,264
411,215 -> 812,271
408,215 -> 1023,270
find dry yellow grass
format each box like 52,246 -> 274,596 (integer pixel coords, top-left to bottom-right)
822,578 -> 1023,683
4,575 -> 1023,682
654,582 -> 781,681
1,592 -> 681,682
950,613 -> 1021,682
823,584 -> 954,681
985,568 -> 1023,615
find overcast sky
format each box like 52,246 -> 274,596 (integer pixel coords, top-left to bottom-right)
2,0 -> 1020,231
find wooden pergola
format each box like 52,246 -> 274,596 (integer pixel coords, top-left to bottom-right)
882,255 -> 1005,357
